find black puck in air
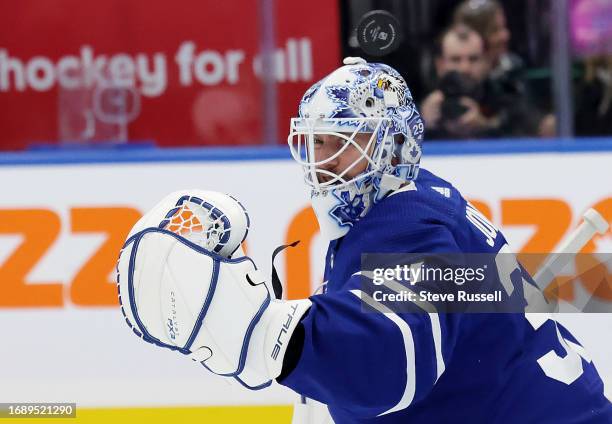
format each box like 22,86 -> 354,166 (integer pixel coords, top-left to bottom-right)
356,10 -> 401,57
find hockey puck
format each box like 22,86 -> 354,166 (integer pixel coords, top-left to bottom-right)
356,10 -> 401,57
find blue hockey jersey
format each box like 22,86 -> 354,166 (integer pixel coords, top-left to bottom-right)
279,168 -> 612,423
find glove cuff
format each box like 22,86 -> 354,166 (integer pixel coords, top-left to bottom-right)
262,299 -> 312,379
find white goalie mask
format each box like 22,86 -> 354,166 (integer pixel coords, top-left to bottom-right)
288,57 -> 425,240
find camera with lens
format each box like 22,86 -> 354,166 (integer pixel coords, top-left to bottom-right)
438,71 -> 483,121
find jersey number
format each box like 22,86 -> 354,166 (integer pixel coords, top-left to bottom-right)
495,243 -> 590,385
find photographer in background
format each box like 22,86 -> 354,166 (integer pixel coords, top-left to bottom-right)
421,24 -> 490,139
454,0 -> 518,95
453,0 -> 556,138
421,24 -> 541,139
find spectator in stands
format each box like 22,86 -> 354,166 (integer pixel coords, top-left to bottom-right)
454,0 -> 517,91
421,24 -> 540,139
453,0 -> 556,137
575,55 -> 612,136
420,24 -> 542,139
420,24 -> 490,138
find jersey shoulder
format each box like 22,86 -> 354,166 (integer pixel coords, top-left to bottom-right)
360,168 -> 506,253
341,169 -> 464,254
377,167 -> 464,230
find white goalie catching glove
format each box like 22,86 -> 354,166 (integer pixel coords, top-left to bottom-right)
117,190 -> 311,389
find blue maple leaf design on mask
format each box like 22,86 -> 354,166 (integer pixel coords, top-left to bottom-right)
410,145 -> 419,158
329,191 -> 367,225
326,86 -> 354,118
302,81 -> 321,104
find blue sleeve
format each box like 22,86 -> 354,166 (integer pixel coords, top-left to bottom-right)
279,274 -> 461,418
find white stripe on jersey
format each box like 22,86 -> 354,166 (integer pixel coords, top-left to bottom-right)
351,271 -> 446,383
349,289 -> 416,416
428,312 -> 445,382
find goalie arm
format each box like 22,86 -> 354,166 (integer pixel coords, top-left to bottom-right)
277,274 -> 460,419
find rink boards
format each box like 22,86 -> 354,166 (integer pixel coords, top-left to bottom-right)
0,140 -> 610,422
